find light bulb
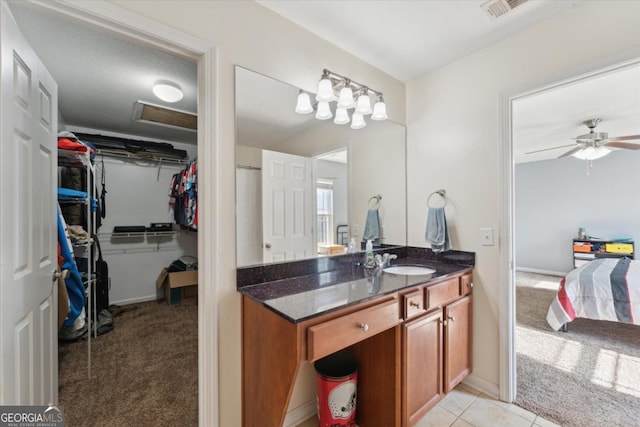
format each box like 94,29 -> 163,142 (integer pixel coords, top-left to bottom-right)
315,101 -> 332,120
355,92 -> 372,115
295,91 -> 313,114
337,86 -> 354,108
351,113 -> 366,129
334,107 -> 350,125
316,77 -> 334,102
371,98 -> 387,121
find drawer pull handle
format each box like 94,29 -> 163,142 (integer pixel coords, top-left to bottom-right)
470,282 -> 474,288
448,316 -> 455,322
360,323 -> 369,332
409,301 -> 421,309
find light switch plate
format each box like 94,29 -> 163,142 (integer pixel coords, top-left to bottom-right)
481,227 -> 494,246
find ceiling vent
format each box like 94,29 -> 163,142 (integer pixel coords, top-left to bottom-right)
481,0 -> 529,19
133,101 -> 197,132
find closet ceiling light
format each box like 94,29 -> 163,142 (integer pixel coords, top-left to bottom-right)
296,69 -> 387,129
153,82 -> 183,103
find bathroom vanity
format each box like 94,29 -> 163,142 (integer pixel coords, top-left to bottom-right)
238,248 -> 474,427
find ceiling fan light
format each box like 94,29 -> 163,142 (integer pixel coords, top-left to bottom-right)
295,91 -> 313,114
152,82 -> 183,103
315,101 -> 333,120
572,146 -> 611,160
334,107 -> 350,125
371,99 -> 388,121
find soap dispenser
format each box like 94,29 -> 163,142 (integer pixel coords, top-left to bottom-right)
348,237 -> 357,253
364,239 -> 376,269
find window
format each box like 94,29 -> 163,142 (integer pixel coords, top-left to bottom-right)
317,179 -> 334,245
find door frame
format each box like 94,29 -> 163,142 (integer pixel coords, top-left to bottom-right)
20,1 -> 218,425
498,47 -> 640,402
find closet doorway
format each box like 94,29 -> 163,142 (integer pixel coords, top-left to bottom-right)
6,2 -> 211,424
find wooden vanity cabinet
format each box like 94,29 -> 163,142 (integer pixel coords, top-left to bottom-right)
241,270 -> 472,427
402,309 -> 443,427
401,273 -> 473,427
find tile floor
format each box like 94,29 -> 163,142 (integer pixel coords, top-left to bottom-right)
297,383 -> 561,427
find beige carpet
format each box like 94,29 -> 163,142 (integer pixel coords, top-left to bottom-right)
515,271 -> 640,427
58,299 -> 198,426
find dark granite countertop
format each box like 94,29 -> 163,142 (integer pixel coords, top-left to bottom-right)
238,247 -> 474,323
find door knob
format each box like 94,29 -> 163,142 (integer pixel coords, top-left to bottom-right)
52,269 -> 69,282
265,243 -> 272,249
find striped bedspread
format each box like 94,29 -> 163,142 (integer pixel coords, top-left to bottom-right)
546,258 -> 640,331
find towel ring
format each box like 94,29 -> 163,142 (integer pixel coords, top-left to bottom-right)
368,194 -> 382,208
427,189 -> 447,208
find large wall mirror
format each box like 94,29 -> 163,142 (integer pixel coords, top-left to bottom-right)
235,66 -> 406,267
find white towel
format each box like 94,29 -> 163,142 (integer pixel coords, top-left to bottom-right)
425,207 -> 451,253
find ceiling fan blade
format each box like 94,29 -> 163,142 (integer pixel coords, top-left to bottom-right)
525,144 -> 575,155
608,135 -> 640,142
558,147 -> 583,158
605,141 -> 640,150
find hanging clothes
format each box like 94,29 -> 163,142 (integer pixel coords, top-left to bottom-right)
169,159 -> 197,231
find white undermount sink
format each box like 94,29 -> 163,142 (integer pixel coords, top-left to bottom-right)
383,265 -> 436,275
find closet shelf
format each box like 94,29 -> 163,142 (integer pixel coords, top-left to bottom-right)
97,150 -> 189,166
98,230 -> 182,239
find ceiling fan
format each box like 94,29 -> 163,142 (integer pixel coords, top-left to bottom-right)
527,118 -> 640,160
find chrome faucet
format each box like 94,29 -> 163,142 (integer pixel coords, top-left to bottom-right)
375,253 -> 398,269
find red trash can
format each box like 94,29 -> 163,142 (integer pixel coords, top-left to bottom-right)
314,352 -> 358,427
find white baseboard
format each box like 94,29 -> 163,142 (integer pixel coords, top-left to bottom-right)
463,374 -> 500,400
283,400 -> 316,427
110,295 -> 158,306
515,267 -> 566,277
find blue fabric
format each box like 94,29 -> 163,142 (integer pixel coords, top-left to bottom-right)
425,207 -> 451,253
362,209 -> 380,246
57,187 -> 87,200
57,205 -> 86,327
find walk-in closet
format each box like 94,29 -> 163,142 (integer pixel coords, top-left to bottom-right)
8,3 -> 199,424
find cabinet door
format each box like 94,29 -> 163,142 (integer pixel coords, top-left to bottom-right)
444,295 -> 472,393
402,310 -> 443,427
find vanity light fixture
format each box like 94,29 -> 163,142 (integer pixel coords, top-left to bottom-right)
295,69 -> 388,129
152,81 -> 183,103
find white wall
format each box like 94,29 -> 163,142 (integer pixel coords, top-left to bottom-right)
110,1 -> 407,425
66,126 -> 198,304
407,0 -> 640,392
515,151 -> 640,275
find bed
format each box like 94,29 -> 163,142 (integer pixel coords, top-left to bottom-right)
546,257 -> 640,331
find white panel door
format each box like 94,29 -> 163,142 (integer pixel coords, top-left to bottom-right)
236,167 -> 263,266
0,2 -> 58,405
262,150 -> 314,263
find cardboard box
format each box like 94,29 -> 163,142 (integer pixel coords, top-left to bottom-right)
156,268 -> 198,305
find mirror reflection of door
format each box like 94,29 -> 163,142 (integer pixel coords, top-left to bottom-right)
262,150 -> 314,263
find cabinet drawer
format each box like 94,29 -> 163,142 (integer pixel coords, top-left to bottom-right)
460,274 -> 473,296
426,278 -> 460,310
403,289 -> 426,320
307,298 -> 399,361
